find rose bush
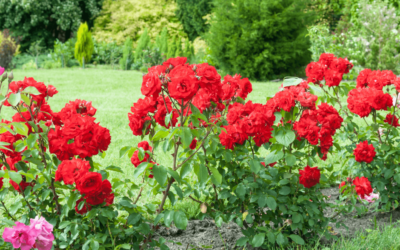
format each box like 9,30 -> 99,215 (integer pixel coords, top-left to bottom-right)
0,52 -> 399,249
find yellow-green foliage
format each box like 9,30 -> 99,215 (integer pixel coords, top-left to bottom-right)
74,23 -> 94,65
92,0 -> 187,45
0,31 -> 20,56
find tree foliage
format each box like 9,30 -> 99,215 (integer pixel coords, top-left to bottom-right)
74,23 -> 94,66
175,0 -> 212,41
0,0 -> 104,51
93,0 -> 187,44
207,0 -> 315,80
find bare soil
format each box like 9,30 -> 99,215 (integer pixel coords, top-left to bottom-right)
155,187 -> 400,249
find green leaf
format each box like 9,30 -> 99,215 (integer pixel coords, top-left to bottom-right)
153,164 -> 167,186
180,127 -> 193,149
309,84 -> 323,95
26,133 -> 39,149
292,213 -> 302,223
252,233 -> 265,247
119,146 -> 132,158
164,210 -> 174,227
8,92 -> 21,106
209,166 -> 222,185
195,163 -> 208,184
265,151 -> 284,165
67,192 -> 79,210
394,173 -> 400,184
90,239 -> 99,250
285,154 -> 296,166
384,169 -> 394,179
105,165 -> 124,173
267,232 -> 275,244
236,183 -> 246,200
266,197 -> 277,210
9,171 -> 22,184
275,128 -> 295,147
133,162 -> 152,179
276,233 -> 286,245
283,77 -> 303,87
190,103 -> 201,115
172,184 -> 183,199
152,130 -> 169,142
127,213 -> 141,225
138,148 -> 145,161
289,234 -> 305,245
167,168 -> 181,185
9,201 -> 22,215
236,237 -> 249,246
173,210 -> 188,230
59,221 -> 71,229
12,122 -> 29,136
279,186 -> 291,195
258,195 -> 267,207
119,197 -> 135,208
249,159 -> 262,173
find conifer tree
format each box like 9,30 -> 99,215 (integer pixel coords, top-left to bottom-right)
175,0 -> 212,41
120,37 -> 133,70
167,37 -> 177,59
135,28 -> 151,62
207,0 -> 314,80
175,38 -> 183,58
74,22 -> 94,68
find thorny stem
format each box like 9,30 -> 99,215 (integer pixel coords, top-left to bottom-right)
201,145 -> 219,202
107,221 -> 116,249
19,183 -> 34,212
1,200 -> 16,221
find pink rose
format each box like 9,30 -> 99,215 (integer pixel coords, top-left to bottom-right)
30,216 -> 54,250
0,67 -> 4,76
3,222 -> 37,250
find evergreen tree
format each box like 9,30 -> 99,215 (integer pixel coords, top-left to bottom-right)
207,0 -> 314,80
74,22 -> 94,68
120,37 -> 133,70
167,37 -> 177,59
175,38 -> 183,58
175,0 -> 212,41
134,28 -> 151,62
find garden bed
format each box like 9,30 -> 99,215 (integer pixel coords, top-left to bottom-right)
156,187 -> 400,249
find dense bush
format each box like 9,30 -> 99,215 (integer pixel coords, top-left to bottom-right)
0,0 -> 104,51
53,39 -> 76,68
0,30 -> 19,69
175,0 -> 212,41
92,39 -> 123,67
75,23 -> 94,67
207,0 -> 314,80
92,0 -> 186,45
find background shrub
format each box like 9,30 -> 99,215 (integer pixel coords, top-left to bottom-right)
207,0 -> 315,80
0,30 -> 19,69
74,22 -> 94,67
92,0 -> 187,45
175,0 -> 212,41
119,38 -> 133,70
0,0 -> 104,51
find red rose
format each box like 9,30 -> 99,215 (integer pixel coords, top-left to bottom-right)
76,172 -> 103,196
324,69 -> 343,87
273,90 -> 295,112
236,77 -> 253,100
297,91 -> 317,109
169,64 -> 196,78
189,138 -> 197,150
253,127 -> 273,147
130,97 -> 157,117
318,53 -> 336,68
162,57 -> 187,69
10,179 -> 34,193
47,85 -> 58,97
353,177 -> 373,199
261,162 -> 276,167
131,141 -> 152,167
330,57 -> 353,74
354,141 -> 376,163
370,90 -> 392,111
356,69 -> 372,88
339,181 -> 346,194
394,78 -> 400,92
128,114 -> 151,136
141,72 -> 162,98
55,158 -> 91,185
305,62 -> 325,83
86,179 -> 114,206
384,114 -> 400,127
299,166 -> 320,188
347,88 -> 372,118
219,124 -> 248,150
168,76 -> 199,102
75,198 -> 91,215
148,65 -> 167,75
192,88 -> 212,112
196,63 -> 221,89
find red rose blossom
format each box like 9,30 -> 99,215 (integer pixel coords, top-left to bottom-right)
55,158 -> 91,185
354,141 -> 376,163
76,172 -> 103,196
353,177 -> 373,199
168,76 -> 199,102
299,166 -> 321,188
384,114 -> 400,127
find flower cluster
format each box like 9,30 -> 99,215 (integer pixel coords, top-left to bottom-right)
339,176 -> 373,199
129,57 -> 252,136
3,216 -> 54,250
293,103 -> 343,160
55,158 -> 114,214
49,99 -> 111,160
347,88 -> 392,118
220,101 -> 275,149
356,69 -> 396,90
306,53 -> 353,87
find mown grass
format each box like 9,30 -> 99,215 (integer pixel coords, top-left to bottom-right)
2,68 -> 396,249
